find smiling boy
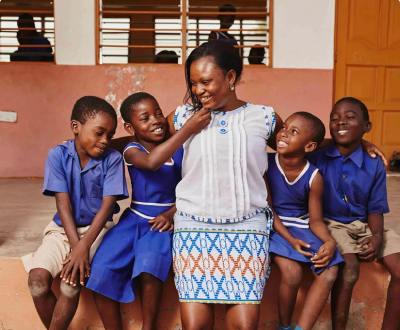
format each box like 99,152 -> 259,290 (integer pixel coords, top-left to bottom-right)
22,96 -> 128,330
307,97 -> 400,330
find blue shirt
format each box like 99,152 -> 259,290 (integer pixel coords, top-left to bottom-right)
307,144 -> 389,224
43,140 -> 129,226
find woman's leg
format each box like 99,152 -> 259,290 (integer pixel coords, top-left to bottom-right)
92,292 -> 123,330
139,272 -> 164,330
180,302 -> 214,330
297,265 -> 338,330
225,304 -> 260,330
274,256 -> 304,328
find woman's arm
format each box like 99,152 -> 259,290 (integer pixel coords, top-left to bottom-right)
266,112 -> 283,151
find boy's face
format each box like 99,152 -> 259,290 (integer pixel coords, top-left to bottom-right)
330,101 -> 371,146
276,114 -> 316,155
126,98 -> 167,143
72,112 -> 117,158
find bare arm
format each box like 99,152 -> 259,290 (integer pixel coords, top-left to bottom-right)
308,172 -> 336,267
125,108 -> 211,171
55,193 -> 80,249
266,112 -> 283,151
60,195 -> 117,286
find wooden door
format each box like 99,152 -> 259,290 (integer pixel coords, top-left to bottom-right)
334,0 -> 400,158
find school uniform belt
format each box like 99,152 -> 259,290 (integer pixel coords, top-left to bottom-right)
279,213 -> 310,229
129,200 -> 176,220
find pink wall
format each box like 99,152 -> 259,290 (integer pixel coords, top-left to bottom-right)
0,63 -> 333,177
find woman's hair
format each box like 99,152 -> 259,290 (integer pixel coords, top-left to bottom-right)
184,40 -> 243,112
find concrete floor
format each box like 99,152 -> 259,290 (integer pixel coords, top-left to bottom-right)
0,176 -> 399,258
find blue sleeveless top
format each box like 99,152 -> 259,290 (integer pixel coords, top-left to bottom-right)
215,31 -> 238,46
266,153 -> 319,229
123,142 -> 183,218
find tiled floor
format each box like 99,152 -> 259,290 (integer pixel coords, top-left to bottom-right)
0,176 -> 399,258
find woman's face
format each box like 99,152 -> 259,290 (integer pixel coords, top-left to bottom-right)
189,57 -> 235,111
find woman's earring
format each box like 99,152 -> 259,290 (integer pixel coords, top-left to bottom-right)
230,84 -> 235,91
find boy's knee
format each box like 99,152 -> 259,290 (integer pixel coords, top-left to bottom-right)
341,263 -> 360,284
60,281 -> 81,298
28,269 -> 52,297
322,266 -> 339,286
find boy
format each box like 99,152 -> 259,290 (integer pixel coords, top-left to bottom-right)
22,96 -> 129,330
308,97 -> 400,330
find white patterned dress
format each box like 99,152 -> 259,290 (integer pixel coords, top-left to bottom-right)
173,103 -> 276,304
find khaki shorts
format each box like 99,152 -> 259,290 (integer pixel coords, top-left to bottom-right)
22,221 -> 113,278
324,218 -> 400,260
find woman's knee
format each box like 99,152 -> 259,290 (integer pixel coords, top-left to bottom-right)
28,269 -> 52,297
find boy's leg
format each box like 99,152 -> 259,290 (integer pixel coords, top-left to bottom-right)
139,272 -> 164,330
381,252 -> 400,330
92,292 -> 123,330
48,280 -> 82,330
297,265 -> 338,330
331,253 -> 360,330
28,268 -> 57,329
274,256 -> 304,328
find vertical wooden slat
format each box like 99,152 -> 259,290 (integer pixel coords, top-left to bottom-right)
181,0 -> 187,64
95,0 -> 100,65
268,0 -> 273,67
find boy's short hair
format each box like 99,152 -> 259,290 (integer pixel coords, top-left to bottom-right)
333,97 -> 369,121
71,96 -> 117,124
120,92 -> 157,125
294,111 -> 326,146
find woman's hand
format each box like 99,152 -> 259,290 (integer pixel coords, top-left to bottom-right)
361,140 -> 388,166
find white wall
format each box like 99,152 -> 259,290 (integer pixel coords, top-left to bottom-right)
273,0 -> 336,69
54,0 -> 96,65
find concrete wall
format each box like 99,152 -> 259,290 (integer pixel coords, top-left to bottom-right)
0,64 -> 333,177
273,0 -> 336,69
0,0 -> 337,176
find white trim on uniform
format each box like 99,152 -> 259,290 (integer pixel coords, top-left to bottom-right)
309,168 -> 319,188
275,153 -> 310,185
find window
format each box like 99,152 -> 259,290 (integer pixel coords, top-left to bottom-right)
96,0 -> 272,66
0,1 -> 54,63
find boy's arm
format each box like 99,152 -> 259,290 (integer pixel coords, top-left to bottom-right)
61,153 -> 129,286
264,174 -> 313,257
125,108 -> 211,171
308,172 -> 336,267
55,193 -> 80,249
60,196 -> 117,286
358,161 -> 388,261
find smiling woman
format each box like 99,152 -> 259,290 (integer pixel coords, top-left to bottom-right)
163,40 -> 283,330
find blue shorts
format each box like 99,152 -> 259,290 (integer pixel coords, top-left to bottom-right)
86,208 -> 173,303
269,226 -> 344,274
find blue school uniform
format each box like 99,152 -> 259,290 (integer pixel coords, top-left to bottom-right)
86,142 -> 183,303
306,144 -> 389,223
43,140 -> 129,226
267,153 -> 343,273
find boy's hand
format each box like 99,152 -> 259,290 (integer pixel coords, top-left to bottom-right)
148,211 -> 174,232
361,140 -> 388,166
357,235 -> 381,262
311,240 -> 336,268
185,108 -> 212,134
289,238 -> 313,258
60,241 -> 91,286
